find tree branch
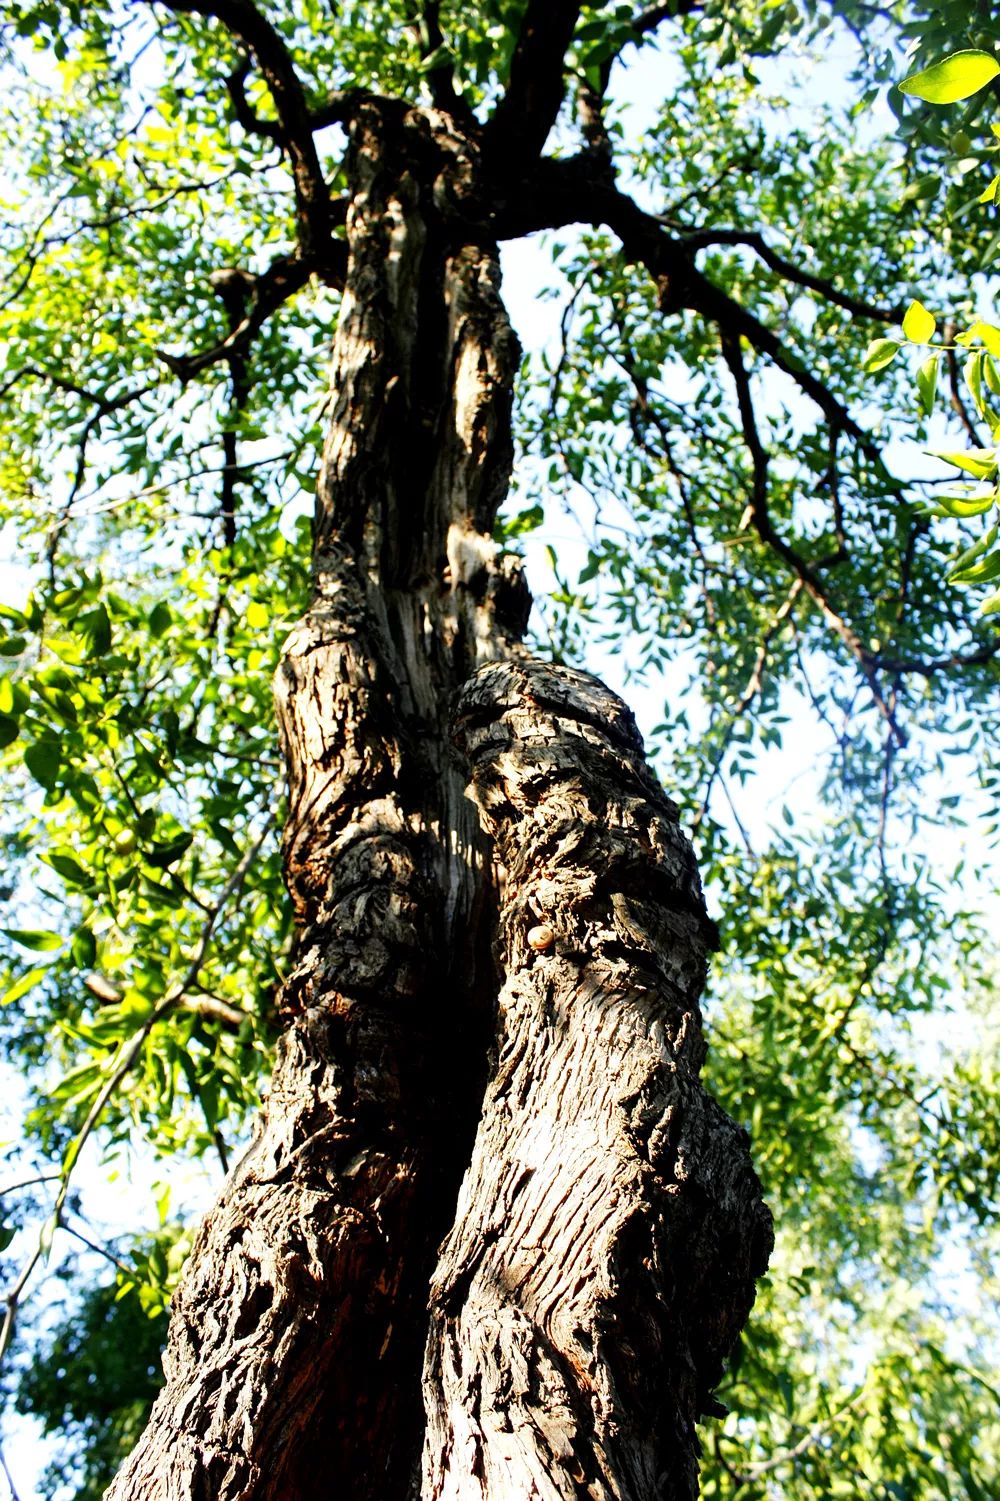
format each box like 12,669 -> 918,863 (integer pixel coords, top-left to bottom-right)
0,816 -> 272,1380
484,0 -> 584,178
677,227 -> 904,323
495,158 -> 874,448
152,0 -> 331,256
718,328 -> 906,746
500,163 -> 998,688
720,1388 -> 868,1483
943,321 -> 985,443
225,48 -> 282,141
691,579 -> 803,836
401,0 -> 469,117
156,247 -> 341,383
634,0 -> 703,35
0,1173 -> 60,1197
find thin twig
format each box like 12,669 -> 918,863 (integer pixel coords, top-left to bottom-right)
677,227 -> 903,324
719,329 -> 907,747
720,1387 -> 868,1482
0,814 -> 273,1377
0,1174 -> 60,1198
692,578 -> 803,834
61,1222 -> 135,1278
0,1442 -> 21,1501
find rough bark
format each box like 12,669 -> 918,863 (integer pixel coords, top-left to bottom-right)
422,661 -> 772,1500
106,101 -> 523,1501
108,97 -> 771,1501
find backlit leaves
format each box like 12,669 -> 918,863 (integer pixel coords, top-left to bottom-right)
900,50 -> 1000,105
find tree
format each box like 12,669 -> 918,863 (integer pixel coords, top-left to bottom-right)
0,2 -> 998,1499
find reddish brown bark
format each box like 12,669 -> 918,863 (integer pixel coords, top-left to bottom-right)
106,101 -> 523,1501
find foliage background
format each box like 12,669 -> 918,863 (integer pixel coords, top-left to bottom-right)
0,0 -> 998,1496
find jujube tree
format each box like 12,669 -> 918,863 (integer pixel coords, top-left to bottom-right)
0,2 -> 998,1499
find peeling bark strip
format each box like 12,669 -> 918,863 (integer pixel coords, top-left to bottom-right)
423,660 -> 773,1501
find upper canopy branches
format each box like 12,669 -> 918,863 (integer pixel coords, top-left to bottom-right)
4,0 -> 997,709
147,0 -> 884,416
132,0 -> 999,695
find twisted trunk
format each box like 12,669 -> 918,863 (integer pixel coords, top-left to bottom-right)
108,101 -> 770,1501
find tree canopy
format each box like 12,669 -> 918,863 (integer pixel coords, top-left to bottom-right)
0,0 -> 999,1496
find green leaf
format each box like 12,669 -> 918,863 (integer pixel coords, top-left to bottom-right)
38,1211 -> 58,1261
987,358 -> 1000,398
0,967 -> 47,1006
24,739 -> 61,789
148,602 -> 172,638
965,353 -> 986,417
917,352 -> 940,415
979,173 -> 1000,206
950,548 -> 1000,586
45,849 -> 90,886
947,520 -> 998,579
931,448 -> 998,480
0,1225 -> 15,1252
500,504 -> 544,538
862,338 -> 901,373
900,172 -> 940,203
80,603 -> 112,657
899,51 -> 1000,105
964,322 -> 1000,357
71,927 -> 97,968
978,585 -> 1000,615
145,833 -> 194,869
903,300 -> 936,343
927,491 -> 996,518
2,929 -> 63,952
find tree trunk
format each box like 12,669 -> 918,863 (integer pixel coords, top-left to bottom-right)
107,101 -> 770,1501
423,660 -> 772,1499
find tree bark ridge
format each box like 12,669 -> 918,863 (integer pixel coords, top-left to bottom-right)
422,659 -> 773,1500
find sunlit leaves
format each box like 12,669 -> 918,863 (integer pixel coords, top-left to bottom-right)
862,337 -> 902,372
0,3 -> 998,1497
900,49 -> 1000,106
902,298 -> 937,343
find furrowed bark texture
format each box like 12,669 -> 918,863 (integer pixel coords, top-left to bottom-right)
107,102 -> 523,1501
422,660 -> 773,1500
109,95 -> 771,1501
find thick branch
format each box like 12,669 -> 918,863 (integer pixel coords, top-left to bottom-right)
225,50 -> 282,141
210,266 -> 255,546
157,249 -> 339,382
677,228 -> 904,324
508,164 -> 998,688
153,0 -> 331,255
495,159 -> 872,447
484,0 -> 583,178
634,0 -> 703,34
402,0 -> 468,116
